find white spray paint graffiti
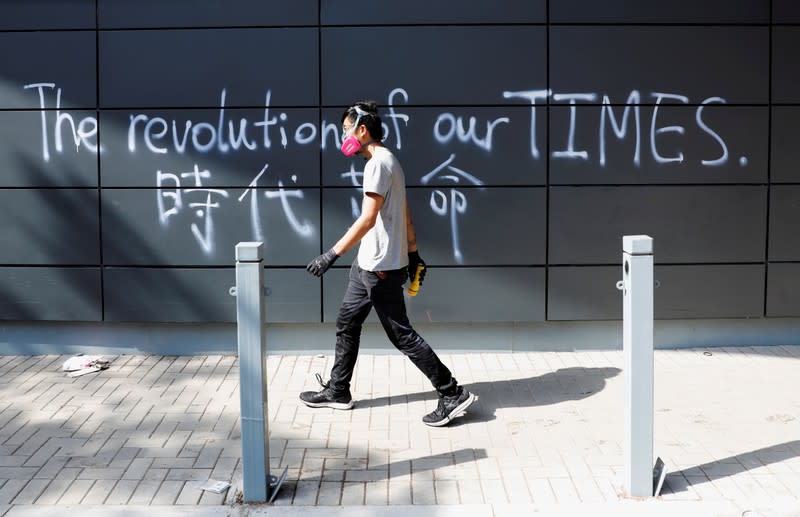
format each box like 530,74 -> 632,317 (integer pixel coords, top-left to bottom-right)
156,170 -> 182,225
341,153 -> 482,264
340,163 -> 365,219
25,83 -> 748,261
263,178 -> 314,238
650,92 -> 690,164
236,164 -> 314,247
24,83 -> 99,162
237,163 -> 269,243
187,188 -> 229,255
433,113 -> 510,152
696,97 -> 729,167
552,93 -> 598,160
421,154 -> 484,264
127,89 -> 321,156
24,83 -> 745,169
156,164 -> 228,255
157,162 -> 313,255
600,91 -> 642,167
502,89 -> 550,159
386,88 -> 410,150
500,88 -> 739,168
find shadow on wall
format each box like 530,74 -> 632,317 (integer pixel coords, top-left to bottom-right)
356,366 -> 622,424
0,152 -> 101,321
1,151 -> 228,324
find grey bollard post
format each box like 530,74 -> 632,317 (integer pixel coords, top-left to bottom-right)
621,235 -> 654,497
234,242 -> 269,503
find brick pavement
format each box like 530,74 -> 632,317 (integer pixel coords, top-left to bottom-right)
0,346 -> 799,514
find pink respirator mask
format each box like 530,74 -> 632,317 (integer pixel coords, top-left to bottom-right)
340,135 -> 362,157
340,106 -> 370,157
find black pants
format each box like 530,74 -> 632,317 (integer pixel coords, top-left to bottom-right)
329,261 -> 457,396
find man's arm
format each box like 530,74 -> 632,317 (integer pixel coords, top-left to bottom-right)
306,191 -> 384,277
405,200 -> 417,253
332,192 -> 384,256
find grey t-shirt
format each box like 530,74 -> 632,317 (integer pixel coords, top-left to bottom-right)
358,146 -> 409,272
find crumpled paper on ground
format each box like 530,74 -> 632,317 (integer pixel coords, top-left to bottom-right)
62,355 -> 110,377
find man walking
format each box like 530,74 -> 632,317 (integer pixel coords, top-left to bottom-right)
300,101 -> 476,427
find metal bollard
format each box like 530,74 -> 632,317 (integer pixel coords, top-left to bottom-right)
618,235 -> 655,497
232,242 -> 286,503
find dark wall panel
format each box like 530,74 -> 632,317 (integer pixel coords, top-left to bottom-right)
321,107 -> 545,187
774,1 -> 800,22
549,106 -> 767,184
102,188 -> 319,266
767,264 -> 800,317
548,266 -> 619,320
406,187 -> 546,266
0,111 -> 97,187
551,1 -> 768,23
407,268 -> 546,323
655,265 -> 764,319
773,28 -> 800,104
322,188 -> 546,267
769,186 -> 800,262
104,268 -> 235,322
0,1 -> 95,30
104,267 -> 318,323
0,189 -> 99,265
771,107 -> 800,183
550,27 -> 768,104
100,109 -> 320,187
322,27 -> 546,106
99,29 -> 318,108
0,3 -> 796,325
322,1 -> 545,24
549,265 -> 764,321
323,267 -> 545,323
262,269 -> 322,323
99,0 -> 316,28
0,267 -> 101,321
0,31 -> 96,109
549,186 -> 767,264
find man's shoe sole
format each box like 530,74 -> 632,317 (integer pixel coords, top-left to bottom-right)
300,399 -> 354,410
423,392 -> 477,427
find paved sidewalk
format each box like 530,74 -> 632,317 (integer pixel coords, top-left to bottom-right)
0,347 -> 800,516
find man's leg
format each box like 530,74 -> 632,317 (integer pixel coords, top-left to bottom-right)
329,262 -> 373,392
365,268 -> 476,425
364,268 -> 454,393
300,262 -> 372,409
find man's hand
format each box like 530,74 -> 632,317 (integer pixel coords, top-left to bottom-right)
307,249 -> 339,277
408,250 -> 427,285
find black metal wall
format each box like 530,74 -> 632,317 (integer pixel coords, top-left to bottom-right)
0,1 -> 798,324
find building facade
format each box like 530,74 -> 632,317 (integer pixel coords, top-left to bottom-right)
0,1 -> 799,354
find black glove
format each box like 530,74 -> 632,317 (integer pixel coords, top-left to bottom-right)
307,249 -> 339,277
408,250 -> 427,285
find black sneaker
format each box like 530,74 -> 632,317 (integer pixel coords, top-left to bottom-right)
422,386 -> 476,427
299,373 -> 353,410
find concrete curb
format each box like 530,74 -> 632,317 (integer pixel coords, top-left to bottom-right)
5,502 -> 800,517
